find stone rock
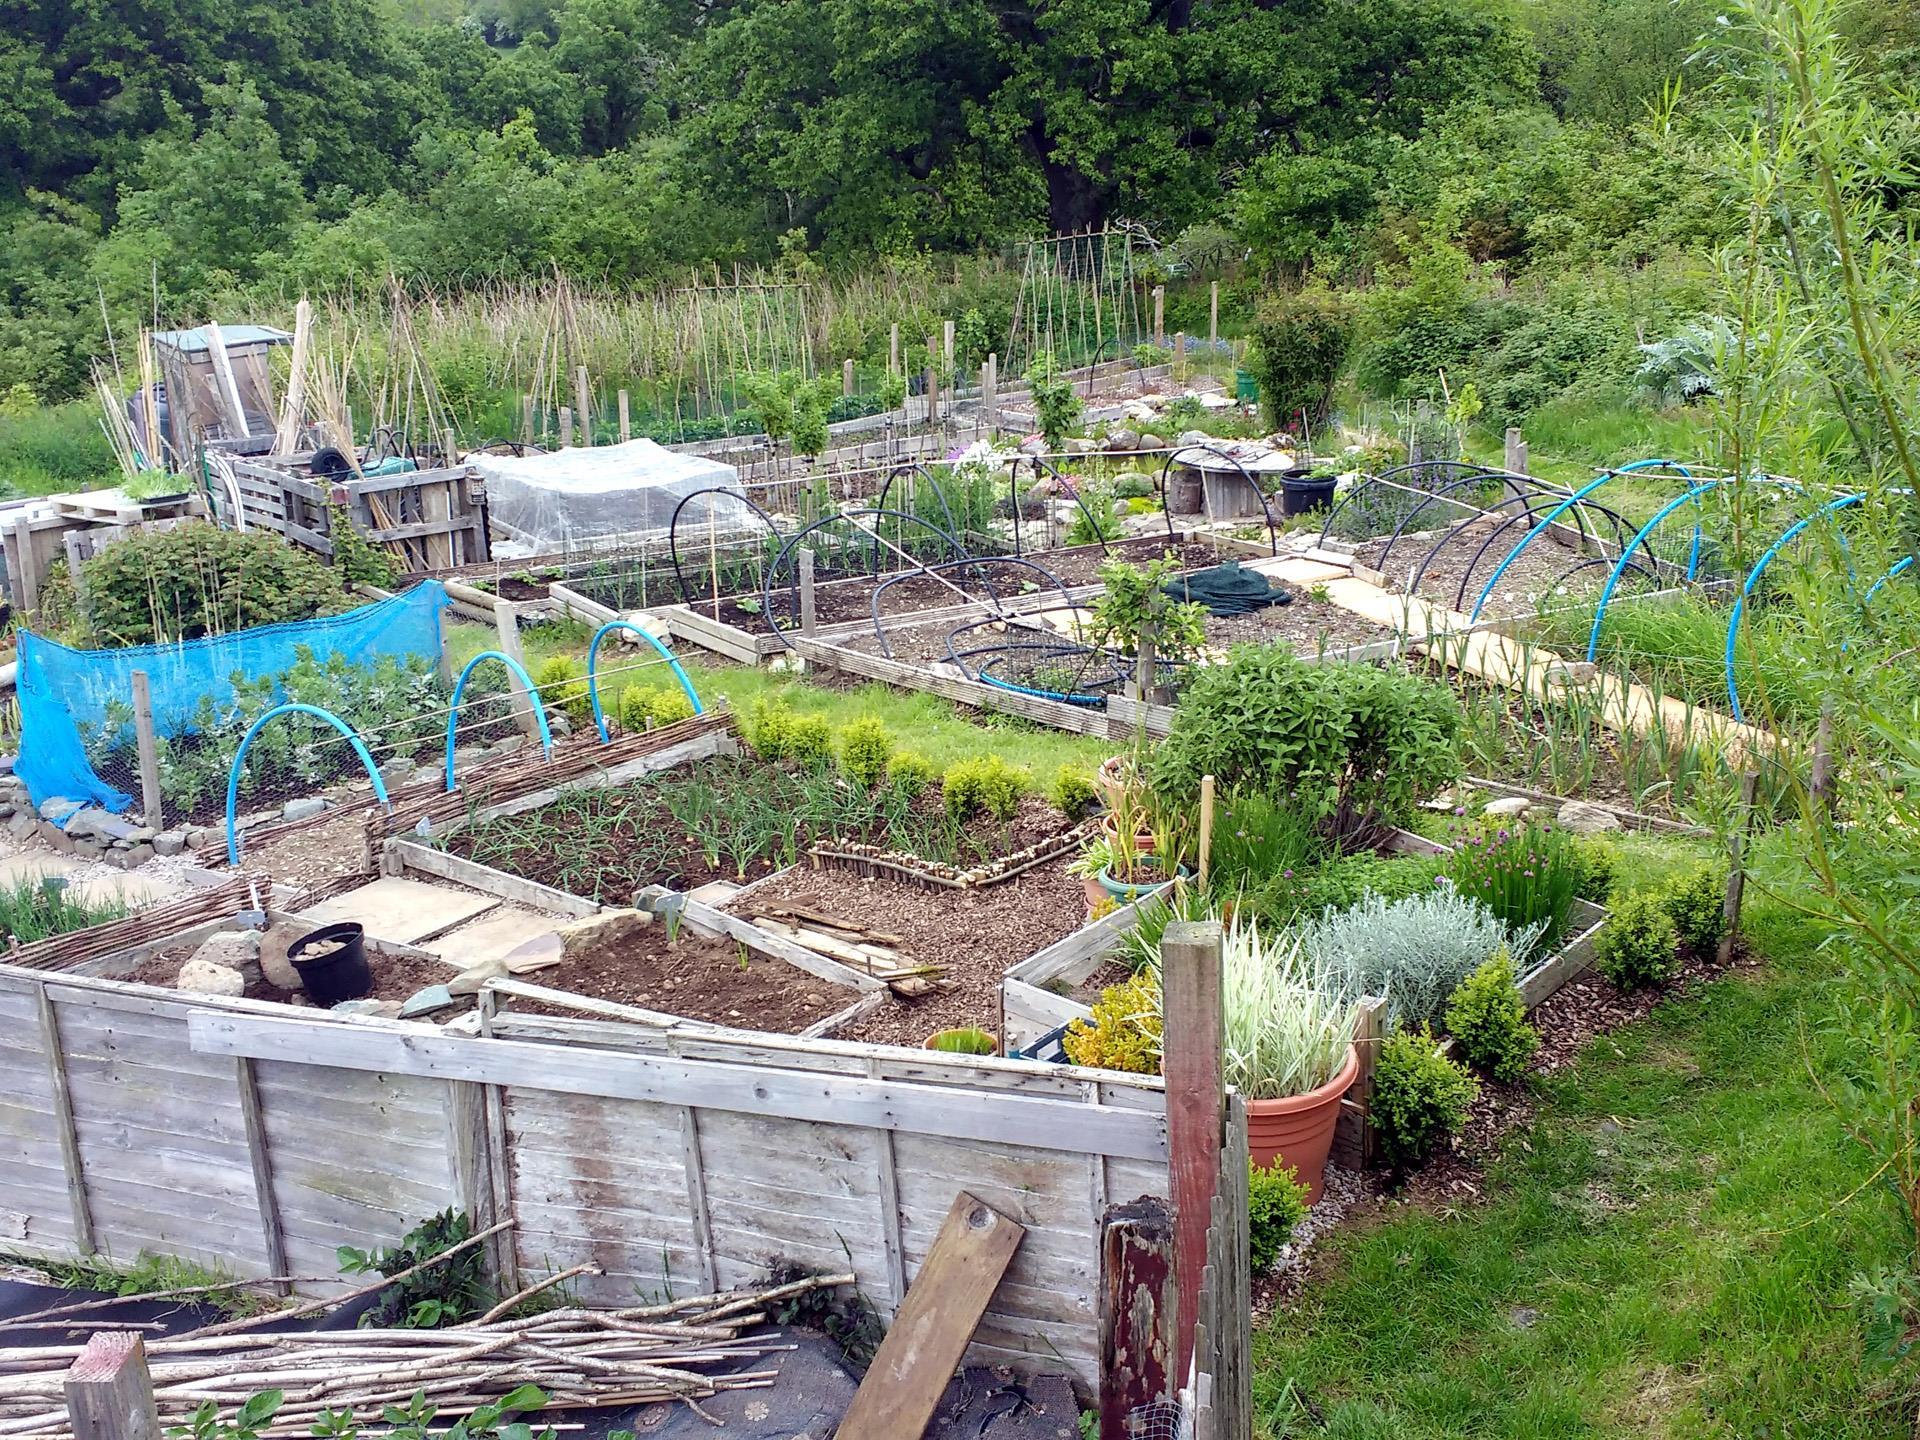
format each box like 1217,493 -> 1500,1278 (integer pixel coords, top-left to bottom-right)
41,826 -> 73,854
1104,427 -> 1140,452
501,933 -> 564,973
36,797 -> 83,824
332,998 -> 403,1019
190,931 -> 264,989
259,922 -> 307,990
176,959 -> 246,996
1064,436 -> 1096,455
7,810 -> 37,839
549,711 -> 573,737
0,754 -> 14,773
557,907 -> 653,957
1557,799 -> 1621,834
1138,432 -> 1166,450
0,803 -> 14,820
106,842 -> 153,870
124,825 -> 156,844
1524,802 -> 1559,825
282,796 -> 328,822
399,985 -> 455,1018
448,956 -> 511,996
1018,435 -> 1047,455
184,827 -> 214,851
379,756 -> 417,788
486,736 -> 527,759
153,831 -> 187,857
451,745 -> 486,772
1481,796 -> 1531,819
1176,428 -> 1212,447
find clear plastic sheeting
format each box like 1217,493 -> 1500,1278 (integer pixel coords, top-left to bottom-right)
470,439 -> 750,550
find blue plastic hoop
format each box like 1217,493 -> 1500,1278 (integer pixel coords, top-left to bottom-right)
1467,459 -> 1693,624
226,703 -> 390,867
1725,493 -> 1865,722
586,622 -> 704,743
445,650 -> 554,791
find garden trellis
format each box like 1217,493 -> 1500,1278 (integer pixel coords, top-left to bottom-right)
1007,229 -> 1152,376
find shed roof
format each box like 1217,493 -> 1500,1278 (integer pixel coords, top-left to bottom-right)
151,325 -> 294,354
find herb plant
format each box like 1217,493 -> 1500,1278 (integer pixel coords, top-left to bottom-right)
1063,971 -> 1162,1074
1445,820 -> 1579,950
1301,888 -> 1538,1027
943,754 -> 1028,821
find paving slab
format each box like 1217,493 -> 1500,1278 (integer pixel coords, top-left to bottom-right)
0,852 -> 85,885
69,870 -> 178,908
425,906 -> 562,964
686,880 -> 742,907
300,877 -> 498,946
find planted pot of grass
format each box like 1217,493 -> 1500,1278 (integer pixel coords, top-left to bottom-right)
1191,918 -> 1359,1201
925,1026 -> 997,1055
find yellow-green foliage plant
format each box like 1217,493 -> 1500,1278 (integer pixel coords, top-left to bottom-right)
1062,972 -> 1162,1074
943,754 -> 1030,821
836,716 -> 894,788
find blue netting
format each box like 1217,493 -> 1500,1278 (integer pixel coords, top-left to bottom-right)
16,581 -> 450,814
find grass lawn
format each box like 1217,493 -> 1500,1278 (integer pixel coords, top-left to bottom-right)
446,617 -> 1117,779
1253,895 -> 1912,1438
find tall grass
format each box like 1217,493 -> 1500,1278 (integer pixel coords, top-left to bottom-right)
0,400 -> 119,495
0,875 -> 128,943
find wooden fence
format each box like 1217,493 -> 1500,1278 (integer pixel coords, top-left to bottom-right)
0,963 -> 1172,1389
223,459 -> 489,570
1190,1093 -> 1251,1440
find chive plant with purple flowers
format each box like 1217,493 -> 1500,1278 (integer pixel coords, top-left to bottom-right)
1444,818 -> 1579,950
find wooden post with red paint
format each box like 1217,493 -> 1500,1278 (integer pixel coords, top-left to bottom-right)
1160,918 -> 1224,1379
1098,1195 -> 1177,1438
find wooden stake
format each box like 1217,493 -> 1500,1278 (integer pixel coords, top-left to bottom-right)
1720,767 -> 1761,965
1098,1196 -> 1176,1437
272,300 -> 311,456
798,547 -> 816,636
202,321 -> 249,437
1197,774 -> 1215,885
574,367 -> 592,444
1811,699 -> 1835,818
1209,281 -> 1219,349
492,600 -> 540,738
889,324 -> 900,376
1153,287 -> 1165,347
63,1333 -> 160,1440
522,394 -> 535,444
835,1192 -> 1023,1440
1158,920 -> 1223,1379
842,358 -> 854,398
1174,332 -> 1185,383
129,670 -> 163,830
617,390 -> 631,442
943,318 -> 955,366
558,407 -> 573,448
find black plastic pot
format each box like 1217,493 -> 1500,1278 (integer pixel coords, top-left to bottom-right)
1278,474 -> 1338,516
288,922 -> 372,1005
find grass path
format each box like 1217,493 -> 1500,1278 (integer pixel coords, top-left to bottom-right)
1254,901 -> 1911,1438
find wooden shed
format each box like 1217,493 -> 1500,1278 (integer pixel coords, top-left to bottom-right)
148,323 -> 293,464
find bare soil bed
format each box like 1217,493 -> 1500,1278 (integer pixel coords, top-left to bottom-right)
727,860 -> 1088,1047
500,924 -> 850,1032
681,533 -> 1228,635
1355,527 -> 1607,620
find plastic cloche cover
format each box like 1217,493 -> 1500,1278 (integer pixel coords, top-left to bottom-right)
469,439 -> 753,548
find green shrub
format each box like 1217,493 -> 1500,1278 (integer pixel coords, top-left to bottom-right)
886,749 -> 939,796
1444,949 -> 1539,1082
0,398 -> 117,492
534,656 -> 591,722
1567,834 -> 1618,902
1596,889 -> 1680,989
1048,764 -> 1099,819
745,697 -> 796,758
1062,972 -> 1162,1074
69,521 -> 348,646
618,684 -> 697,733
1249,1162 -> 1311,1273
837,716 -> 894,788
1246,287 -> 1354,431
1065,480 -> 1122,546
1662,862 -> 1727,956
1112,471 -> 1157,499
1352,241 -> 1485,398
1151,646 -> 1459,846
944,754 -> 1029,822
1025,349 -> 1083,450
1246,850 -> 1442,926
786,711 -> 834,765
1371,1026 -> 1479,1172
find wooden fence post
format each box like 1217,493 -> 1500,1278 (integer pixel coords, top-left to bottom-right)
1811,699 -> 1835,818
558,407 -> 573,448
943,319 -> 955,368
1153,287 -> 1166,347
798,547 -> 816,637
522,394 -> 535,444
129,670 -> 164,830
617,390 -> 631,442
1173,333 -> 1185,383
1098,1196 -> 1176,1438
574,367 -> 593,443
1159,919 -> 1223,1378
889,324 -> 900,376
492,600 -> 540,738
984,354 -> 998,431
1209,281 -> 1219,349
64,1333 -> 161,1440
843,359 -> 855,398
1720,767 -> 1761,964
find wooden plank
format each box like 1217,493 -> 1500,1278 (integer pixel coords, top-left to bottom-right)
63,1332 -> 161,1440
128,670 -> 163,830
475,997 -> 521,1294
445,1080 -> 495,1283
1099,1196 -> 1176,1437
233,1057 -> 289,1294
836,1191 -> 1025,1440
189,1012 -> 1170,1161
387,841 -> 597,918
1159,921 -> 1222,1378
34,984 -> 93,1254
867,1058 -> 909,1313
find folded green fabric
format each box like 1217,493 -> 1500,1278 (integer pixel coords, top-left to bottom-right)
1163,560 -> 1292,616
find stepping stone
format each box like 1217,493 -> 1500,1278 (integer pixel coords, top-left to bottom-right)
686,880 -> 741,907
70,871 -> 182,909
0,853 -> 85,885
300,877 -> 497,946
425,906 -> 564,965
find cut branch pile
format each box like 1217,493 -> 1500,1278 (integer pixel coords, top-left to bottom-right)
747,906 -> 944,996
0,1272 -> 853,1439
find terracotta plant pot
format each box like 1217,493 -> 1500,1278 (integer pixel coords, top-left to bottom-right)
1245,1044 -> 1360,1205
1099,811 -> 1156,854
1082,874 -> 1107,912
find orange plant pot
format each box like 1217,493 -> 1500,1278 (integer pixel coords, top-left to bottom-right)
1244,1044 -> 1359,1205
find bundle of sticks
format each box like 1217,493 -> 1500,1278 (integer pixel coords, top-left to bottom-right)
0,1271 -> 853,1438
